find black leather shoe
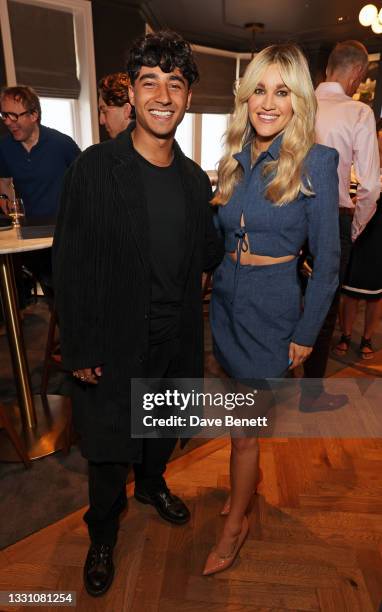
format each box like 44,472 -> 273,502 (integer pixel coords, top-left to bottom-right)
83,543 -> 114,597
134,485 -> 190,525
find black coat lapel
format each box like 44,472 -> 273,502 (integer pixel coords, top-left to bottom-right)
111,129 -> 150,274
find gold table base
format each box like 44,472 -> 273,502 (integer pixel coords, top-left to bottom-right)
0,395 -> 70,461
0,253 -> 36,428
0,247 -> 71,461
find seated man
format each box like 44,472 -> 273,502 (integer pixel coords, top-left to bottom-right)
0,85 -> 80,299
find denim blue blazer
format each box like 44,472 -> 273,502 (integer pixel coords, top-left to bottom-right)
215,134 -> 341,346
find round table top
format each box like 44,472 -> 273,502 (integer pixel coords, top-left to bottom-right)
0,227 -> 53,254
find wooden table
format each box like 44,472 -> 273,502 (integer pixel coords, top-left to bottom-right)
0,227 -> 69,460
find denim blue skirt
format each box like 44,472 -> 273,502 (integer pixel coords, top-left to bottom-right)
210,254 -> 302,379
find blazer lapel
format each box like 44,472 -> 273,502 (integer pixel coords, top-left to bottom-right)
111,130 -> 150,275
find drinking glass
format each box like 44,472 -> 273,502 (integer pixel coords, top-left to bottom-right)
6,198 -> 25,227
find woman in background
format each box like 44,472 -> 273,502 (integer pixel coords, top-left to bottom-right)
334,118 -> 382,359
205,44 -> 340,575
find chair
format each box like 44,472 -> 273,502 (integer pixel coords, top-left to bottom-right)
0,404 -> 31,468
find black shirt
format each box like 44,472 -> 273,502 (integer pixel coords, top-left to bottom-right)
136,151 -> 186,344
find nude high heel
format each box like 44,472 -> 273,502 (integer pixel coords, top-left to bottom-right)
220,467 -> 263,516
202,515 -> 249,576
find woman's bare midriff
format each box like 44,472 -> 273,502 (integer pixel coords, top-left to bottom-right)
228,250 -> 296,266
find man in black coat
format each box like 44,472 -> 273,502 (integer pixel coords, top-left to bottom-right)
53,31 -> 223,597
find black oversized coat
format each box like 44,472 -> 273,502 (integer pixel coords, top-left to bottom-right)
52,125 -> 224,463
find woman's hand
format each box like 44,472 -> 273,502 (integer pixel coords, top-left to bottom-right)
288,342 -> 312,370
72,366 -> 102,384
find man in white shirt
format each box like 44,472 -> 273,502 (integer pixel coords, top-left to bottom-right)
304,40 -> 380,379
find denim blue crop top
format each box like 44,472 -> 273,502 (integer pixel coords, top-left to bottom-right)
214,134 -> 341,346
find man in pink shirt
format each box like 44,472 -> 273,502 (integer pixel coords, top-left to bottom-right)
303,40 -> 380,379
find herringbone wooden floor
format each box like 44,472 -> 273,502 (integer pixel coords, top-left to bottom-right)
0,435 -> 381,612
1,301 -> 382,611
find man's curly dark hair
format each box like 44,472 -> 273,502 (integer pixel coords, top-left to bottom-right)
126,30 -> 199,87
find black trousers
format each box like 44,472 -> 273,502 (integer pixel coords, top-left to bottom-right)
303,213 -> 353,378
84,338 -> 182,546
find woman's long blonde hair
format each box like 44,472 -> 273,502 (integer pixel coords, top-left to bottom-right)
213,44 -> 317,206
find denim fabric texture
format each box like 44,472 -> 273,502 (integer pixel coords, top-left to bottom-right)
211,134 -> 340,378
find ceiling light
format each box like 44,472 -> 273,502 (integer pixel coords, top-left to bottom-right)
359,3 -> 378,26
371,15 -> 382,31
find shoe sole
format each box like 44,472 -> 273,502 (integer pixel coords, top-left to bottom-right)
83,566 -> 114,598
134,492 -> 190,525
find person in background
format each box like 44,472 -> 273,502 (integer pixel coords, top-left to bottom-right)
98,72 -> 133,138
0,85 -> 80,295
207,44 -> 340,575
303,41 -> 380,379
0,86 -> 80,218
334,118 -> 382,359
53,31 -> 223,597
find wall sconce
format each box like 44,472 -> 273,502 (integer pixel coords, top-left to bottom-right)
359,4 -> 382,33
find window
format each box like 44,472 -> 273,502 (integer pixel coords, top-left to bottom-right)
40,97 -> 76,141
201,113 -> 229,171
176,112 -> 193,158
174,111 -> 230,174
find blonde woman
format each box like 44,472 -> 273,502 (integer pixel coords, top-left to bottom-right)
205,44 -> 340,575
